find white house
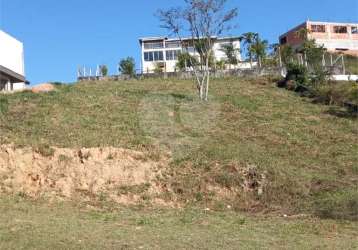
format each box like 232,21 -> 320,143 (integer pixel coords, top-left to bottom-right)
139,36 -> 242,74
0,30 -> 27,92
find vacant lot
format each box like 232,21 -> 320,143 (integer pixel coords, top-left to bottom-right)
0,77 -> 357,248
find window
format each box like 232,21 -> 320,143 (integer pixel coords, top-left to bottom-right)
144,51 -> 163,62
144,41 -> 164,50
334,26 -> 347,34
280,36 -> 287,45
311,25 -> 325,33
154,51 -> 163,61
144,52 -> 153,61
351,27 -> 358,34
166,50 -> 180,61
166,41 -> 181,48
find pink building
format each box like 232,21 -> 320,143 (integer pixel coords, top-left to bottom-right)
279,21 -> 358,56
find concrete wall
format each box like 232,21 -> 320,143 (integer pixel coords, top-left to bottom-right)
0,30 -> 25,76
12,82 -> 27,91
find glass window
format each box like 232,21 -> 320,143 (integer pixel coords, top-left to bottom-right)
153,51 -> 163,61
144,52 -> 154,61
280,37 -> 287,45
144,41 -> 164,50
166,51 -> 171,61
352,27 -> 358,34
311,25 -> 325,33
166,50 -> 180,61
144,51 -> 164,62
334,26 -> 347,34
166,41 -> 181,48
144,52 -> 150,61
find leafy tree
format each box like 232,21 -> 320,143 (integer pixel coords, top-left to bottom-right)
118,57 -> 136,77
220,42 -> 240,68
280,44 -> 295,66
100,65 -> 108,77
216,59 -> 226,70
157,0 -> 238,101
297,28 -> 328,86
176,52 -> 199,71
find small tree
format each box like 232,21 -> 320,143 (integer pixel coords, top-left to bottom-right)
297,27 -> 328,86
216,59 -> 226,70
100,65 -> 108,77
158,0 -> 238,101
280,44 -> 295,66
176,52 -> 198,71
119,57 -> 136,77
220,42 -> 240,68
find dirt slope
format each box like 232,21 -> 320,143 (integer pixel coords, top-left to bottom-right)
0,145 -> 169,205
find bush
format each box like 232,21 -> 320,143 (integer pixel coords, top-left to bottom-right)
100,65 -> 108,77
118,57 -> 136,77
286,63 -> 308,85
315,81 -> 358,106
154,63 -> 164,74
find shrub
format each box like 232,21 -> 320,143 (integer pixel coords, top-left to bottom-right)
100,65 -> 108,77
118,57 -> 135,77
154,63 -> 164,74
314,81 -> 358,105
286,63 -> 308,85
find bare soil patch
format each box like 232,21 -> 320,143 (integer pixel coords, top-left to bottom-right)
0,145 -> 169,205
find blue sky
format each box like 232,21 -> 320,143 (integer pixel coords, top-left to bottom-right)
1,0 -> 357,84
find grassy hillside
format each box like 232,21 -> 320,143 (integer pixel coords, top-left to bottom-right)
0,77 -> 357,248
1,77 -> 357,217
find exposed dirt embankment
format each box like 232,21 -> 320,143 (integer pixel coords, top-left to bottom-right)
0,145 -> 169,205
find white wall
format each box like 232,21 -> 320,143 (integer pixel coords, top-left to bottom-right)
330,75 -> 358,81
12,82 -> 27,91
0,30 -> 25,76
315,39 -> 358,51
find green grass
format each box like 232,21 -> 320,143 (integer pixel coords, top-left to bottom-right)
0,78 -> 357,215
0,195 -> 357,250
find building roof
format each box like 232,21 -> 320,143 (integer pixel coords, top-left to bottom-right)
139,35 -> 242,44
0,65 -> 27,83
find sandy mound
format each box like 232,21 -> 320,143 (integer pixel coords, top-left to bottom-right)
31,83 -> 55,93
0,145 -> 169,205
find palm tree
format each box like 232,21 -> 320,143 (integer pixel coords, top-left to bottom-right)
251,35 -> 268,68
241,32 -> 258,68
